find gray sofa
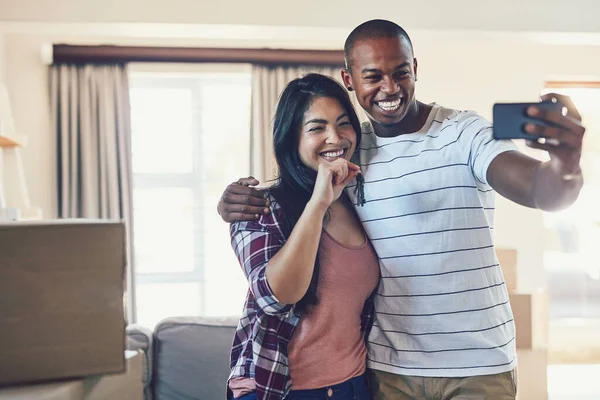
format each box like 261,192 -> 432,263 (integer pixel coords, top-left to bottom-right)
126,316 -> 239,400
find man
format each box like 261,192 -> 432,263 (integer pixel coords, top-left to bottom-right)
218,20 -> 585,399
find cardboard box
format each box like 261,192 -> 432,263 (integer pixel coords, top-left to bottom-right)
510,289 -> 549,349
0,380 -> 82,400
516,349 -> 548,400
497,248 -> 518,293
0,351 -> 143,400
0,220 -> 126,386
82,350 -> 143,400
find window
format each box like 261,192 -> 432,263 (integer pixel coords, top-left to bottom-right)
130,68 -> 252,328
542,83 -> 600,363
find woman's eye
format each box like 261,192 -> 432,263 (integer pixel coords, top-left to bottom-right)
309,126 -> 324,132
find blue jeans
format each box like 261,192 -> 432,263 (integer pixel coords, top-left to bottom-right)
286,373 -> 371,399
235,393 -> 257,400
234,373 -> 371,400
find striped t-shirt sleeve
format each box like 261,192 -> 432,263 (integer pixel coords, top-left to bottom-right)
461,112 -> 518,185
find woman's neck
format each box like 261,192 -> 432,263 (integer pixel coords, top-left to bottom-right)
328,196 -> 350,216
324,195 -> 366,247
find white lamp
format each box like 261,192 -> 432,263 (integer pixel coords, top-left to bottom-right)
0,81 -> 41,221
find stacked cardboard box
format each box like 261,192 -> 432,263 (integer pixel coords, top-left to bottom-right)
0,220 -> 139,399
497,248 -> 518,293
497,248 -> 549,400
0,351 -> 143,400
514,348 -> 548,400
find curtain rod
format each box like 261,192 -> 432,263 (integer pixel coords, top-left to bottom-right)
52,44 -> 345,66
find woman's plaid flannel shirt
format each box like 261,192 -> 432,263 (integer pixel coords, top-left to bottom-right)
226,197 -> 376,400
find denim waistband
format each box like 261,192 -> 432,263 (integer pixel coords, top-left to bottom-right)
288,373 -> 368,397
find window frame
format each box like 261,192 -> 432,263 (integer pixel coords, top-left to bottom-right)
129,69 -> 252,325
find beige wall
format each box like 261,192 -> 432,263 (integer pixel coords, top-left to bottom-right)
2,31 -> 343,221
2,27 -> 600,292
4,34 -> 56,219
0,33 -> 5,82
1,0 -> 599,33
413,36 -> 600,292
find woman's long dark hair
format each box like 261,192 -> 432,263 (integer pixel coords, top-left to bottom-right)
269,73 -> 362,313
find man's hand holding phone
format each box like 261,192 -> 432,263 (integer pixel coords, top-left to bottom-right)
493,93 -> 586,181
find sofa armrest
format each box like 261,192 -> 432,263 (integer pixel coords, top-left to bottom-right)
126,324 -> 153,400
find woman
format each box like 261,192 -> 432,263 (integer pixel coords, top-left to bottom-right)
228,74 -> 379,400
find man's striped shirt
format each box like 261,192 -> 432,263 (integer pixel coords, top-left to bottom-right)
346,103 -> 518,377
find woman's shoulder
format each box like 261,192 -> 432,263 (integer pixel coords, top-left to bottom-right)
260,192 -> 284,227
230,191 -> 285,235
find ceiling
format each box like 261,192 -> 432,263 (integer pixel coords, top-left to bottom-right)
0,0 -> 599,34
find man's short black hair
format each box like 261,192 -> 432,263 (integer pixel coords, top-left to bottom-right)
344,19 -> 414,70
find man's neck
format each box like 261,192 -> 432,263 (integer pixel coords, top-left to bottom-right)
371,101 -> 433,138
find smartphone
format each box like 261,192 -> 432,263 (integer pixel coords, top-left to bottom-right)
492,100 -> 563,141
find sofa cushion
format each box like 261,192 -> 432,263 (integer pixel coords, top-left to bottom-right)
152,316 -> 239,400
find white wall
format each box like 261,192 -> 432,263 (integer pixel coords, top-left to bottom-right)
412,35 -> 600,291
0,33 -> 5,82
2,31 -> 344,221
4,34 -> 56,219
1,0 -> 599,33
2,27 -> 600,292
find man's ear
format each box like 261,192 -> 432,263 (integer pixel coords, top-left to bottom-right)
341,68 -> 353,91
414,58 -> 418,82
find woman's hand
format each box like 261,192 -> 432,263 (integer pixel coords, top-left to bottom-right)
309,159 -> 361,211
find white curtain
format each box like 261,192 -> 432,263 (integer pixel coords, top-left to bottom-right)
49,63 -> 136,323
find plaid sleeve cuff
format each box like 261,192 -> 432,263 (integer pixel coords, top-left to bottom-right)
250,266 -> 293,317
230,207 -> 294,317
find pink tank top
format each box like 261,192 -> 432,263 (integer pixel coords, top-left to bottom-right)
229,229 -> 380,396
287,229 -> 380,389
